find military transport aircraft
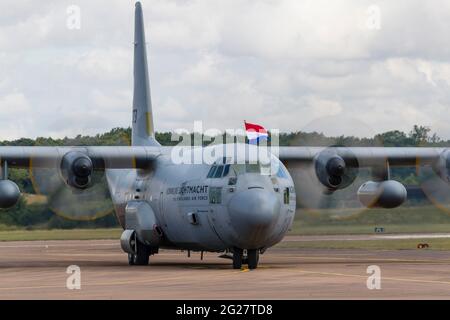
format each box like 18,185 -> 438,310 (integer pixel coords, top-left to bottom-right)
0,2 -> 449,269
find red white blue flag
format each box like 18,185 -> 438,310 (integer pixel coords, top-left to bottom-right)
245,121 -> 269,144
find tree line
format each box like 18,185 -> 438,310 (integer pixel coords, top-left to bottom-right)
0,125 -> 447,229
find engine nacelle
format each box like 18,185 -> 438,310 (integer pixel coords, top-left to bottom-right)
314,148 -> 358,191
358,180 -> 407,208
60,151 -> 93,189
0,180 -> 20,209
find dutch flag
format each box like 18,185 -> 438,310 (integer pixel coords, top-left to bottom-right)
245,121 -> 269,145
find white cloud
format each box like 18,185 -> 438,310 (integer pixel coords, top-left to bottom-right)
1,0 -> 450,140
0,92 -> 34,139
75,48 -> 131,81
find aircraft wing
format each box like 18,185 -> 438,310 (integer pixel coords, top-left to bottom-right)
277,146 -> 450,209
0,146 -> 162,169
0,146 -> 164,215
278,146 -> 443,167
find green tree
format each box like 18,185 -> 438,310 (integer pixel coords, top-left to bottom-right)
375,130 -> 410,147
409,125 -> 431,146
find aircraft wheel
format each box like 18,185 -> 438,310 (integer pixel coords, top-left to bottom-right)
247,249 -> 259,270
132,240 -> 150,265
232,248 -> 243,269
128,253 -> 135,265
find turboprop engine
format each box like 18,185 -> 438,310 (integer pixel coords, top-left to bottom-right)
314,148 -> 359,191
60,151 -> 93,189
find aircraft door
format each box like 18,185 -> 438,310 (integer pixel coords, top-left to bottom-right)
205,165 -> 231,246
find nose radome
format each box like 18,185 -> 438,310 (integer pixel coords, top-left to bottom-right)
228,188 -> 281,248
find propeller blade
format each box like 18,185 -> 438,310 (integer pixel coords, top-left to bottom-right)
29,155 -> 114,221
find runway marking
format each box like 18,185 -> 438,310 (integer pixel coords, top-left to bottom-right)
2,240 -> 450,297
295,269 -> 450,287
0,243 -> 116,249
5,252 -> 450,266
44,253 -> 123,257
284,233 -> 450,241
0,268 -> 248,292
2,266 -> 449,293
279,255 -> 450,264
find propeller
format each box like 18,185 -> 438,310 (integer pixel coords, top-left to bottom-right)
29,151 -> 114,221
291,145 -> 366,217
291,115 -> 386,218
417,149 -> 450,215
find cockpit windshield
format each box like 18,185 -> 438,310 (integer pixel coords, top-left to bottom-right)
229,162 -> 272,176
207,164 -> 231,179
206,156 -> 287,179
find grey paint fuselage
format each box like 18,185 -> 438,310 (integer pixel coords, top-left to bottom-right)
106,145 -> 296,252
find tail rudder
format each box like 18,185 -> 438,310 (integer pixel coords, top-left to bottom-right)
132,2 -> 159,146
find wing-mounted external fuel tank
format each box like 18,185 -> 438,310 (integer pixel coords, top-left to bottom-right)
0,162 -> 20,209
357,180 -> 407,208
0,180 -> 20,208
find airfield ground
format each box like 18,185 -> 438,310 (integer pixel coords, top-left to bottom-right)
0,236 -> 450,299
1,206 -> 450,299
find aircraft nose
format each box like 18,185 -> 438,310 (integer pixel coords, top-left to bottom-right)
228,188 -> 281,249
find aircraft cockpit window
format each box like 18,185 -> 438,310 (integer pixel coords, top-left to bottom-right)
207,164 -> 231,179
276,163 -> 288,179
230,164 -> 245,175
260,163 -> 271,176
214,165 -> 224,178
230,163 -> 270,175
223,164 -> 231,177
207,166 -> 217,178
245,164 -> 260,173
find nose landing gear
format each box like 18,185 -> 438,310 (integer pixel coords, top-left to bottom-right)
232,248 -> 243,269
232,248 -> 260,270
247,249 -> 259,270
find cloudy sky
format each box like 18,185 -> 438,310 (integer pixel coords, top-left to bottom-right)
1,0 -> 450,140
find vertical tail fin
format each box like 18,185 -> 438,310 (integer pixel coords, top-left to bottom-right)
132,2 -> 159,146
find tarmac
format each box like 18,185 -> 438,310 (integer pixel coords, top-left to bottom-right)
0,236 -> 449,299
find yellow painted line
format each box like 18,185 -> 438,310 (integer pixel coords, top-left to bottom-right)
145,112 -> 153,136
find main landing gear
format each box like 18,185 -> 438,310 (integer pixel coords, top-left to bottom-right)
232,248 -> 260,270
128,238 -> 153,266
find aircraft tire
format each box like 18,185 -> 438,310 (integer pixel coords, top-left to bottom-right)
232,248 -> 243,269
128,253 -> 135,265
247,249 -> 259,269
132,240 -> 150,265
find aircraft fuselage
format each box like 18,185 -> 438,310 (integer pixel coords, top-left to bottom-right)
106,145 -> 296,252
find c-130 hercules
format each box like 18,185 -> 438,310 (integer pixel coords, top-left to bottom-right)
1,2 -> 449,269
